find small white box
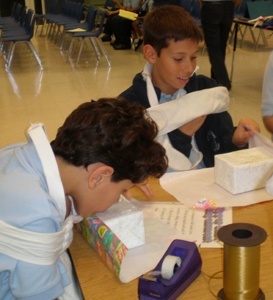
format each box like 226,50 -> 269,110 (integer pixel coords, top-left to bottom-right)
96,197 -> 145,249
214,147 -> 273,194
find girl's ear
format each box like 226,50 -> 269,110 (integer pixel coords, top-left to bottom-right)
142,44 -> 157,64
87,165 -> 114,189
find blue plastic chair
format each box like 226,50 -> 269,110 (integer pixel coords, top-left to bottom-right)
68,10 -> 111,67
38,0 -> 60,36
1,7 -> 28,37
1,10 -> 43,71
47,1 -> 84,43
60,5 -> 96,49
0,2 -> 19,28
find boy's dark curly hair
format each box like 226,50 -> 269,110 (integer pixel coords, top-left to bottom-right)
51,98 -> 168,183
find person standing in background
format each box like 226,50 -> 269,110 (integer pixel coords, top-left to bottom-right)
262,51 -> 273,135
200,0 -> 242,90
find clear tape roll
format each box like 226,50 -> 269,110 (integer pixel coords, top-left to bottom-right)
161,255 -> 182,280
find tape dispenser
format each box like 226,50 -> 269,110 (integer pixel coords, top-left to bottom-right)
138,239 -> 202,300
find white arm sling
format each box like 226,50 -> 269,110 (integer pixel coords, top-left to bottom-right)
0,124 -> 82,265
143,63 -> 230,170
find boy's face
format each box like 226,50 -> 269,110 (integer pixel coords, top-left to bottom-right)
73,176 -> 134,218
146,38 -> 199,95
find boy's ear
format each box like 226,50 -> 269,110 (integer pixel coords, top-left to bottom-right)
143,44 -> 157,64
87,165 -> 114,188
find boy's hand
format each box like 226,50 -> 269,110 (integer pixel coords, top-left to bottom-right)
232,118 -> 260,148
178,116 -> 207,136
123,182 -> 154,201
108,10 -> 118,15
135,182 -> 154,200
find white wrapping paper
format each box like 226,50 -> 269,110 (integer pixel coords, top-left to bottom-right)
215,147 -> 273,194
96,197 -> 145,249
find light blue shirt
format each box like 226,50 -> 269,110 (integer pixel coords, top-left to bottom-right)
0,142 -> 69,300
123,0 -> 139,9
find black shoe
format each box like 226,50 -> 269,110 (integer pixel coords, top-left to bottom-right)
113,43 -> 131,50
110,40 -> 117,46
101,35 -> 112,42
134,39 -> 143,51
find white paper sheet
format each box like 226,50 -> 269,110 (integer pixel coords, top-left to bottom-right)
136,201 -> 232,248
249,131 -> 273,155
160,168 -> 272,208
159,132 -> 273,208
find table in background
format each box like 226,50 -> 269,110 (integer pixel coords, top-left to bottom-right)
232,18 -> 273,51
69,177 -> 273,300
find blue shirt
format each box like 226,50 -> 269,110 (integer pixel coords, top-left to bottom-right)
0,142 -> 69,300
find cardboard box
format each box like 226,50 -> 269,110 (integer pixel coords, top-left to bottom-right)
78,198 -> 145,277
79,217 -> 128,277
96,197 -> 145,249
214,147 -> 273,194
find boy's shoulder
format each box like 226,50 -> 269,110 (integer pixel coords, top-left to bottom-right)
119,72 -> 153,107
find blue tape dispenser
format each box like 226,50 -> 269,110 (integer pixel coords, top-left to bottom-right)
138,239 -> 202,300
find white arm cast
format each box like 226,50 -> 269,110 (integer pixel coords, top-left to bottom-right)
147,86 -> 230,136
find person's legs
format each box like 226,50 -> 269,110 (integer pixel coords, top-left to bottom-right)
201,2 -> 232,90
220,2 -> 234,63
112,15 -> 132,49
101,14 -> 116,41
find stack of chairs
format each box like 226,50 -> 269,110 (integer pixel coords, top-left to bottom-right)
39,0 -> 59,36
45,0 -> 84,45
0,5 -> 43,72
0,3 -> 24,30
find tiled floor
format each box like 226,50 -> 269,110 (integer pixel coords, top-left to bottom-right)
0,23 -> 273,149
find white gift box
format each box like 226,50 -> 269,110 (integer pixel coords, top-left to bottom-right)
214,147 -> 273,194
96,197 -> 145,249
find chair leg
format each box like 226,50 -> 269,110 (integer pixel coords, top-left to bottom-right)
46,21 -> 52,37
1,41 -> 10,61
76,38 -> 85,66
5,42 -> 16,72
95,37 -> 111,67
260,30 -> 268,47
60,29 -> 66,50
26,41 -> 44,71
89,37 -> 101,61
75,36 -> 111,67
254,29 -> 267,51
40,17 -> 46,36
67,37 -> 75,61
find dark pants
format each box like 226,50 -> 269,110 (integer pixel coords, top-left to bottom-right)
111,14 -> 132,46
201,1 -> 234,89
103,12 -> 117,36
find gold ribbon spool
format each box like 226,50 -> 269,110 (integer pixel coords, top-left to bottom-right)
217,223 -> 267,300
